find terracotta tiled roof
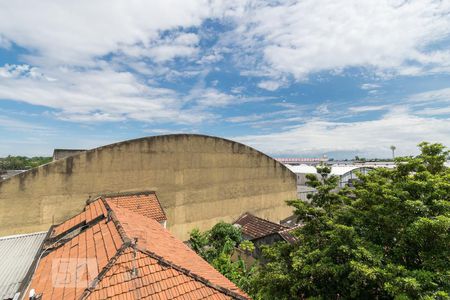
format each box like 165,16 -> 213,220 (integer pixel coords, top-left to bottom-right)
108,202 -> 246,298
26,194 -> 249,300
87,248 -> 232,300
29,219 -> 122,299
278,226 -> 301,244
104,192 -> 167,222
52,191 -> 166,239
233,213 -> 288,240
51,199 -> 107,237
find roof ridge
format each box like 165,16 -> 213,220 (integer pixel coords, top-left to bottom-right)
79,241 -> 132,300
98,197 -> 250,299
48,213 -> 105,245
99,197 -> 130,241
236,212 -> 289,229
103,198 -> 248,299
136,247 -> 248,300
279,224 -> 303,233
97,190 -> 156,199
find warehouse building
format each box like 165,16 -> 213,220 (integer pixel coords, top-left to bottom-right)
0,134 -> 297,240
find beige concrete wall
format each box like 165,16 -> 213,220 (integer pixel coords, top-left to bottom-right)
0,135 -> 297,240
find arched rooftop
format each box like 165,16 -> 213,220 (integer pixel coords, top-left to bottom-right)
0,134 -> 297,240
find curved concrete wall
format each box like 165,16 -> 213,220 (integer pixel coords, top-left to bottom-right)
0,134 -> 297,240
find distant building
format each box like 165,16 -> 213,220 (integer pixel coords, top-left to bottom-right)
285,162 -> 396,199
52,148 -> 86,161
330,165 -> 373,188
0,170 -> 26,181
275,157 -> 327,165
233,212 -> 298,258
285,164 -> 319,201
1,135 -> 296,240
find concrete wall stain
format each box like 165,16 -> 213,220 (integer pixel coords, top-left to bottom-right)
0,134 -> 297,240
65,156 -> 74,176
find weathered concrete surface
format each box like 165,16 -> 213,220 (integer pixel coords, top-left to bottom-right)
0,135 -> 297,240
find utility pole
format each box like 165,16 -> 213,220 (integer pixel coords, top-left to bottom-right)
390,145 -> 396,159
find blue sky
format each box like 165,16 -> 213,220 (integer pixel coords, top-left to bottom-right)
1,0 -> 450,158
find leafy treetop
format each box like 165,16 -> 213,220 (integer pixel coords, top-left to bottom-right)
251,142 -> 450,300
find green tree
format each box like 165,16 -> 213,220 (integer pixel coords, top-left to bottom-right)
0,155 -> 52,170
252,142 -> 450,299
188,222 -> 255,291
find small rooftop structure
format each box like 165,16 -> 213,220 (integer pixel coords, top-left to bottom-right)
285,164 -> 318,174
233,212 -> 298,245
275,157 -> 327,165
24,192 -> 248,299
52,149 -> 87,161
0,231 -> 48,300
233,212 -> 288,240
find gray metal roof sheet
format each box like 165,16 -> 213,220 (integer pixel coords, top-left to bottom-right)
0,232 -> 47,300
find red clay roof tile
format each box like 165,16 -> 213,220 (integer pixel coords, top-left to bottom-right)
108,202 -> 247,298
26,193 -> 249,300
28,218 -> 122,299
233,212 -> 288,240
51,200 -> 107,238
104,192 -> 167,223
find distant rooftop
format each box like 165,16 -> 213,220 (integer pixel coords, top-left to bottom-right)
233,212 -> 298,244
52,149 -> 87,161
0,231 -> 47,300
285,164 -> 318,174
275,157 -> 327,165
234,212 -> 288,240
0,170 -> 26,181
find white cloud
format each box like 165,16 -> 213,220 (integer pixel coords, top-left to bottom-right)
416,106 -> 450,116
120,32 -> 200,63
0,0 -> 219,66
408,87 -> 450,103
257,80 -> 284,91
230,0 -> 450,79
0,115 -> 54,133
230,86 -> 245,94
226,114 -> 264,123
361,83 -> 381,90
315,103 -> 330,115
349,105 -> 390,113
188,87 -> 236,107
0,64 -> 213,124
236,108 -> 450,157
0,35 -> 10,48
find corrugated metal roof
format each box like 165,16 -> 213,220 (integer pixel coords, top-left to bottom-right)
0,231 -> 47,300
285,164 -> 318,174
330,165 -> 373,176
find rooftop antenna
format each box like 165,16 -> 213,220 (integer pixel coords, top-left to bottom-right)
107,210 -> 112,222
131,238 -> 138,278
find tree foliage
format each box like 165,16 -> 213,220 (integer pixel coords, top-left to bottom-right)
188,222 -> 255,291
0,155 -> 52,170
251,142 -> 450,299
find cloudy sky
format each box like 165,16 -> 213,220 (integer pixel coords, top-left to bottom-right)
1,0 -> 450,158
